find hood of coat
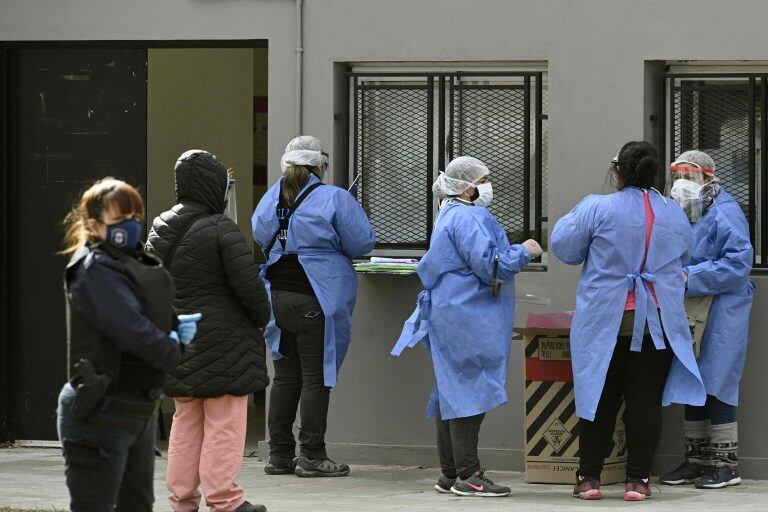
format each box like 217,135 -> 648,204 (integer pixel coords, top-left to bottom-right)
174,149 -> 228,214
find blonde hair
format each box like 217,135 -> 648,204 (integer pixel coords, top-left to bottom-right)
281,165 -> 312,206
61,177 -> 144,254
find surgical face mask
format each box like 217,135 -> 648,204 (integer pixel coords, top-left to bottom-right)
671,179 -> 704,222
106,219 -> 142,253
473,183 -> 493,208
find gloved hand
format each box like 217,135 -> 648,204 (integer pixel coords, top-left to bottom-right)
522,239 -> 543,258
175,313 -> 203,345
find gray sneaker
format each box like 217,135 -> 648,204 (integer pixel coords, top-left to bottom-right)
295,455 -> 350,477
434,474 -> 456,493
450,470 -> 511,497
264,454 -> 297,475
660,461 -> 702,485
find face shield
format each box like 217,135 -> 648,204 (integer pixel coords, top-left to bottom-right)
224,177 -> 238,223
669,163 -> 715,222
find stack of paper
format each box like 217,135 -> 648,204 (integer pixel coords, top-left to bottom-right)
354,257 -> 418,274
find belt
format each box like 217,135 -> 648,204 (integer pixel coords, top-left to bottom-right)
101,396 -> 160,417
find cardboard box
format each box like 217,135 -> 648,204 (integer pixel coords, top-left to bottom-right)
516,312 -> 627,484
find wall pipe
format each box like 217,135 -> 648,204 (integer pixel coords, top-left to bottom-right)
295,0 -> 303,135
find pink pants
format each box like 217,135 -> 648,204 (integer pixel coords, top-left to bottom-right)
167,395 -> 248,512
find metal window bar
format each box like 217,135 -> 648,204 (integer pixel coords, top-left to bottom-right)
347,71 -> 546,250
660,73 -> 766,268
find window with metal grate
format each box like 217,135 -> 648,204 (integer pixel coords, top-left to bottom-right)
659,74 -> 767,268
346,71 -> 547,256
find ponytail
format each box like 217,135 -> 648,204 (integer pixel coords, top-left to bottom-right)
281,165 -> 313,206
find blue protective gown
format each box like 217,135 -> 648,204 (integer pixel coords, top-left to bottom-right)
252,174 -> 376,387
551,188 -> 706,421
684,189 -> 754,406
392,200 -> 531,420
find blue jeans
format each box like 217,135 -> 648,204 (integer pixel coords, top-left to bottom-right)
57,384 -> 157,512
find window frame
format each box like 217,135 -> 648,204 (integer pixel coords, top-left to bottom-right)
344,69 -> 547,257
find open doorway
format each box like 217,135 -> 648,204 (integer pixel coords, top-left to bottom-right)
146,47 -> 269,452
0,42 -> 268,446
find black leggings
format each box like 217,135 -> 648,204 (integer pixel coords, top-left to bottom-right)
268,289 -> 329,460
579,334 -> 674,480
436,410 -> 485,480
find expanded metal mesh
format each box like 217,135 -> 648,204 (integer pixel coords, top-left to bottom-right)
673,82 -> 751,213
351,73 -> 545,248
357,85 -> 429,246
453,85 -> 528,242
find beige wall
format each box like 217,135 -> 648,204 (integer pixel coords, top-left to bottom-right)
147,48 -> 254,238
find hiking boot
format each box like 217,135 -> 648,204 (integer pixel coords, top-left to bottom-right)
450,470 -> 511,497
624,478 -> 652,501
234,501 -> 267,512
264,455 -> 297,475
434,474 -> 456,494
660,461 -> 701,485
294,455 -> 350,477
572,474 -> 602,500
695,466 -> 742,489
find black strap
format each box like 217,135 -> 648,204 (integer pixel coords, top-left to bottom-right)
264,182 -> 323,258
163,212 -> 207,269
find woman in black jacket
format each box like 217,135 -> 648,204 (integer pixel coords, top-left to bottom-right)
146,150 -> 270,512
58,178 -> 199,512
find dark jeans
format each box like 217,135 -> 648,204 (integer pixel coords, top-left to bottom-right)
268,289 -> 329,460
685,395 -> 737,425
579,334 -> 674,480
436,409 -> 485,480
57,384 -> 157,512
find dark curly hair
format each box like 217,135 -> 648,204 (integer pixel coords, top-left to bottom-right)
614,141 -> 659,190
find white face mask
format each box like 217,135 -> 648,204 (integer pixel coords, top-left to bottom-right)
670,178 -> 703,201
473,183 -> 493,208
671,178 -> 704,222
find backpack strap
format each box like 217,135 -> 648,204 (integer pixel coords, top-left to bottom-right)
162,212 -> 207,269
264,182 -> 323,259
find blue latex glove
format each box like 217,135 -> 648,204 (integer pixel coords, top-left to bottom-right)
176,313 -> 203,345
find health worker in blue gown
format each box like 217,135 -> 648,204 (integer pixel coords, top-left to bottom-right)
551,141 -> 706,502
392,156 -> 542,498
660,150 -> 754,490
252,136 -> 375,478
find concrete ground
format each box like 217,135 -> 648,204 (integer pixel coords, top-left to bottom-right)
1,448 -> 767,512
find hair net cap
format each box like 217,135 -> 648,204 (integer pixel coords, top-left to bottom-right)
432,156 -> 490,196
672,150 -> 716,173
282,135 -> 329,171
280,149 -> 327,173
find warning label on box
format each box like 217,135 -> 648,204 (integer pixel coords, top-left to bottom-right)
538,338 -> 571,360
543,419 -> 572,453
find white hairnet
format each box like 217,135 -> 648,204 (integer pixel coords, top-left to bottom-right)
432,156 -> 490,196
281,135 -> 329,172
280,150 -> 327,173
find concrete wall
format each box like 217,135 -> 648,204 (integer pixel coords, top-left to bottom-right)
2,0 -> 767,477
147,48 -> 254,236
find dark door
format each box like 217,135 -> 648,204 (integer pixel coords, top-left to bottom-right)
5,48 -> 147,440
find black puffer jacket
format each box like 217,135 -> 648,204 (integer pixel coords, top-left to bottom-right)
146,150 -> 270,397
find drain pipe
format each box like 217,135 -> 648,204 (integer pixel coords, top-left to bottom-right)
295,0 -> 303,135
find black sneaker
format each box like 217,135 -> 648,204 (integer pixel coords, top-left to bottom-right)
450,470 -> 511,497
264,455 -> 297,475
234,501 -> 267,512
660,461 -> 702,485
295,455 -> 350,477
434,474 -> 456,494
695,466 -> 742,489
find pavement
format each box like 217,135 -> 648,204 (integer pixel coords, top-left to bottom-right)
1,447 -> 767,512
